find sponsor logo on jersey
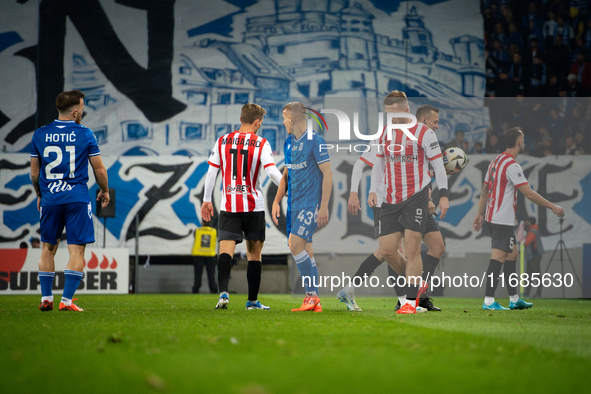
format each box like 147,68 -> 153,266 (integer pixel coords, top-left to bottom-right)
226,184 -> 250,194
48,180 -> 73,194
285,162 -> 307,170
386,155 -> 419,163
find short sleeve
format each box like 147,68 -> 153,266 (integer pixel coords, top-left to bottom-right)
208,138 -> 221,168
421,129 -> 443,161
30,131 -> 39,157
313,134 -> 330,165
87,129 -> 101,157
507,162 -> 528,187
260,140 -> 276,169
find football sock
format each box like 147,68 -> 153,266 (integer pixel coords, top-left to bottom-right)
509,294 -> 519,303
503,259 -> 518,296
39,271 -> 55,298
398,295 -> 407,305
422,254 -> 440,291
217,253 -> 232,294
485,259 -> 503,298
62,270 -> 84,301
246,260 -> 261,302
346,253 -> 382,293
484,296 -> 495,306
310,256 -> 319,295
406,282 -> 419,306
387,264 -> 407,297
294,250 -> 315,294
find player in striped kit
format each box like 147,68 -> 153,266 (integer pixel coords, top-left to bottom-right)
368,91 -> 449,314
201,104 -> 283,310
473,127 -> 564,310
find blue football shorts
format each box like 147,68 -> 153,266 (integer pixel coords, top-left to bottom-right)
287,206 -> 318,244
40,202 -> 95,245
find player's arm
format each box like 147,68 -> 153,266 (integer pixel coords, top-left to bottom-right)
89,155 -> 110,209
30,157 -> 41,211
517,184 -> 564,217
318,161 -> 332,228
424,131 -> 449,219
260,141 -> 282,186
368,153 -> 384,208
272,167 -> 289,225
472,182 -> 488,231
201,140 -> 221,222
348,158 -> 369,215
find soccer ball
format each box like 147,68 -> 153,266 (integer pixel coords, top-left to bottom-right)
443,147 -> 468,175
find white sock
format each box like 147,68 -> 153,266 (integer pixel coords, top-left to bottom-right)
484,296 -> 494,306
509,294 -> 519,303
220,291 -> 229,297
60,297 -> 72,305
408,299 -> 416,307
306,291 -> 318,297
344,284 -> 354,294
398,295 -> 407,305
41,295 -> 53,303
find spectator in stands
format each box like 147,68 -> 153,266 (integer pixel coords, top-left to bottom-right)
473,141 -> 484,154
585,18 -> 591,49
554,14 -> 575,45
575,131 -> 589,154
20,242 -> 28,249
567,105 -> 587,135
491,22 -> 509,49
566,73 -> 586,97
490,39 -> 510,68
534,128 -> 553,157
547,34 -> 570,79
485,133 -> 504,153
545,74 -> 560,96
571,37 -> 591,64
529,54 -> 547,96
569,52 -> 591,91
547,109 -> 564,139
543,11 -> 558,49
526,36 -> 541,65
447,129 -> 469,152
508,52 -> 528,91
523,217 -> 544,298
508,22 -> 524,54
563,135 -> 578,155
522,2 -> 544,46
496,69 -> 520,96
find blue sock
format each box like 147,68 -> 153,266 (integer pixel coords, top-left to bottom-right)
39,271 -> 55,297
294,251 -> 314,294
63,270 -> 84,300
310,257 -> 319,295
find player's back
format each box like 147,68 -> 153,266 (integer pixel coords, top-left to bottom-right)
30,120 -> 100,206
285,131 -> 329,211
484,152 -> 528,226
211,131 -> 271,213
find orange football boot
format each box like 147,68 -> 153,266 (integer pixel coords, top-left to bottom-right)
59,298 -> 84,311
396,302 -> 417,314
39,300 -> 53,311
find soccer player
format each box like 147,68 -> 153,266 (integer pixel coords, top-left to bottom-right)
473,127 -> 564,310
201,103 -> 283,310
368,91 -> 449,314
338,104 -> 446,312
272,102 -> 332,313
30,90 -> 110,312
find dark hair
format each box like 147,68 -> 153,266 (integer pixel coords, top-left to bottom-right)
528,217 -> 536,225
55,90 -> 85,113
416,104 -> 439,121
504,127 -> 523,148
240,103 -> 267,124
19,242 -> 28,249
383,90 -> 407,106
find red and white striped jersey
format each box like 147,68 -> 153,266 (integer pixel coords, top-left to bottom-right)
208,131 -> 275,213
376,123 -> 442,204
484,152 -> 528,226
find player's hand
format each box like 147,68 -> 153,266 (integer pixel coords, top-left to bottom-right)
438,196 -> 449,219
428,200 -> 436,215
552,205 -> 565,218
36,196 -> 40,212
348,192 -> 361,216
272,201 -> 281,225
318,206 -> 329,228
367,192 -> 377,208
473,213 -> 483,232
201,201 -> 214,222
97,190 -> 110,209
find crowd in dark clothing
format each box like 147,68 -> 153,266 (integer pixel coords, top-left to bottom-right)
469,0 -> 591,156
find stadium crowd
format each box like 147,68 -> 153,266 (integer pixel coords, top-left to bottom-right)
447,0 -> 591,155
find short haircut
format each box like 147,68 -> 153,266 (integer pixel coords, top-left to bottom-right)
455,129 -> 464,136
416,104 -> 439,121
240,103 -> 267,124
504,127 -> 523,148
55,90 -> 85,113
283,102 -> 306,122
528,217 -> 536,225
383,90 -> 407,106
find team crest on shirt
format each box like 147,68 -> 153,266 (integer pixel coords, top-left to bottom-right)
297,226 -> 305,235
226,185 -> 250,194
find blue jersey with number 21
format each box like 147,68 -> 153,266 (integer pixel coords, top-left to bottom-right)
30,119 -> 101,207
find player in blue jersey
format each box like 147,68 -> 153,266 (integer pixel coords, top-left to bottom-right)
30,90 -> 109,312
272,102 -> 332,312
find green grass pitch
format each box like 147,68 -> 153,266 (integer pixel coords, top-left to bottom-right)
1,295 -> 590,393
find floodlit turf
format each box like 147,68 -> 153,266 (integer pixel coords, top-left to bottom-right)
1,295 -> 590,394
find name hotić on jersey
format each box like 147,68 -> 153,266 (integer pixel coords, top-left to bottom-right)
284,131 -> 329,212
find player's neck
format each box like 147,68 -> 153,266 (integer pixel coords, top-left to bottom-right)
237,125 -> 256,134
57,115 -> 75,122
505,148 -> 519,159
292,123 -> 308,140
